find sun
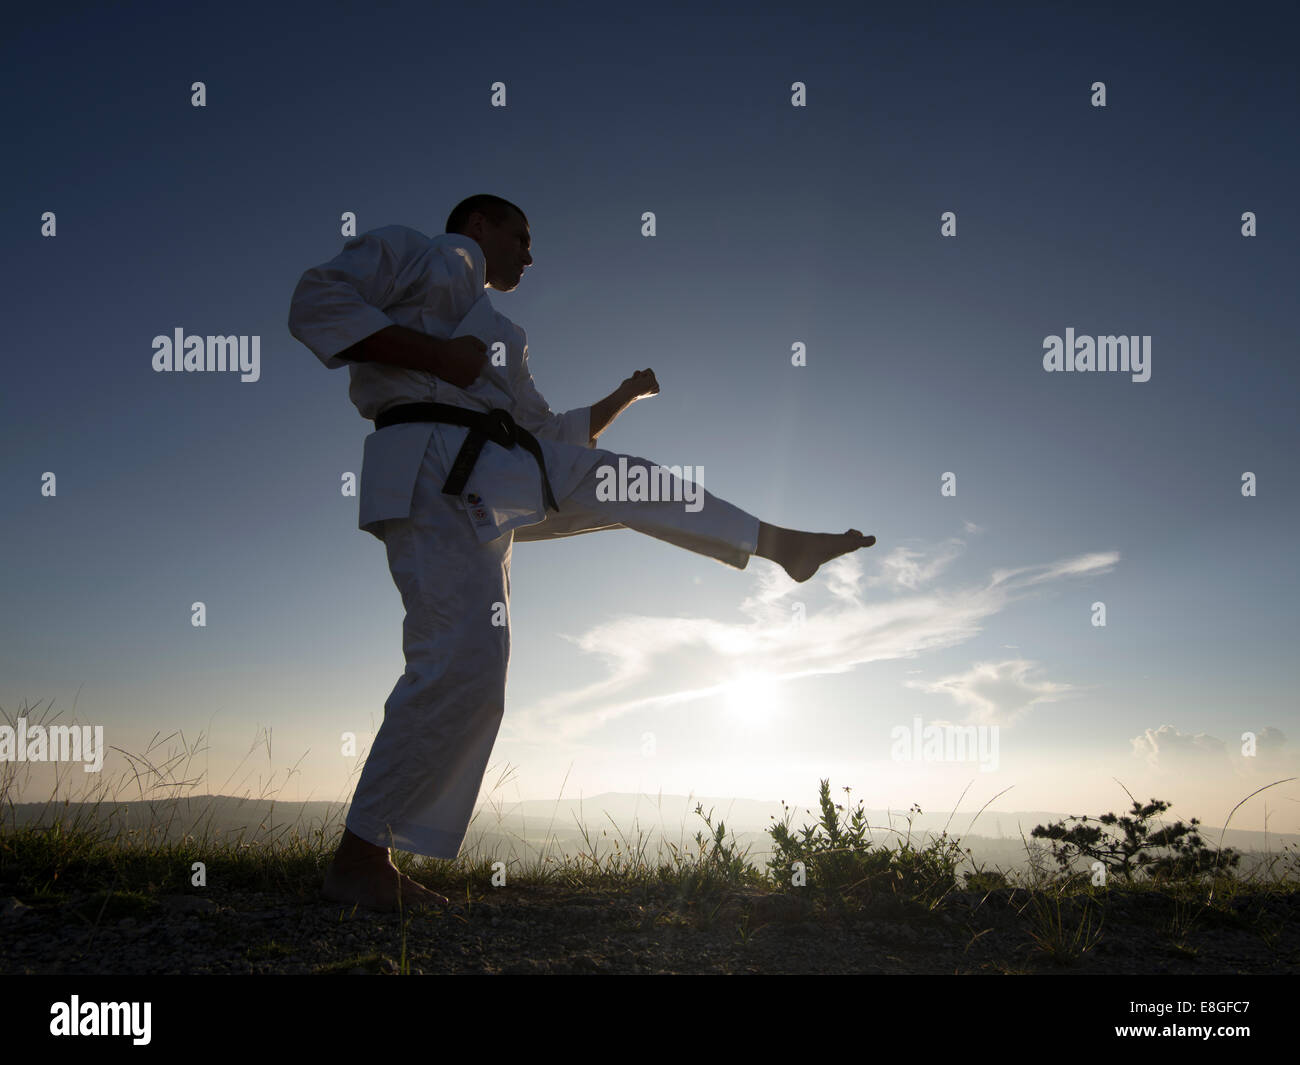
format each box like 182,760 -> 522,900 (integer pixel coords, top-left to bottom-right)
721,669 -> 782,724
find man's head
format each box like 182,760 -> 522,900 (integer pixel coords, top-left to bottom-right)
445,194 -> 531,291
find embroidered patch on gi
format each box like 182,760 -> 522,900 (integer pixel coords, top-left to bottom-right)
463,491 -> 494,528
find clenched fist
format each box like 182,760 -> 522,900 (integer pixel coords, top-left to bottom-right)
621,368 -> 660,401
437,335 -> 489,389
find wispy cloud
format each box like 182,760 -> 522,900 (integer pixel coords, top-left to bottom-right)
903,660 -> 1080,726
506,540 -> 1119,742
866,538 -> 967,591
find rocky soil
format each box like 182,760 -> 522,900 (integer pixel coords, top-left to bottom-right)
2,883 -> 1296,975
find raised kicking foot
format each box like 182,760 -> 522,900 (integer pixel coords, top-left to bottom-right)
756,522 -> 875,583
322,857 -> 449,912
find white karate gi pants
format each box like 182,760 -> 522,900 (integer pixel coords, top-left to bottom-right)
344,438 -> 761,858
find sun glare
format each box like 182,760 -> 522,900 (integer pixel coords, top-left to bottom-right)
722,670 -> 782,724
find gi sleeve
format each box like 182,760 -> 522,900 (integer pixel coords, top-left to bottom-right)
509,340 -> 594,448
287,225 -> 428,370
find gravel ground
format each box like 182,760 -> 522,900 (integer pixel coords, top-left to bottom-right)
2,884 -> 1296,975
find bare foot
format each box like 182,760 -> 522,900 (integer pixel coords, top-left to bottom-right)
322,857 -> 449,912
756,523 -> 875,583
322,829 -> 448,912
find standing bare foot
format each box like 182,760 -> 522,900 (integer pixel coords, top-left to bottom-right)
756,522 -> 875,583
322,829 -> 449,912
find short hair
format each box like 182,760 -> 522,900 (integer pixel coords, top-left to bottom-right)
445,194 -> 528,235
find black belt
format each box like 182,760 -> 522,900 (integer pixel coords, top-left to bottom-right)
373,402 -> 558,512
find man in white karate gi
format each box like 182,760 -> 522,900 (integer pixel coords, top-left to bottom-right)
288,194 -> 874,910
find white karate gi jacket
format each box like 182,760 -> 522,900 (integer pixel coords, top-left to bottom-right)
288,226 -> 604,543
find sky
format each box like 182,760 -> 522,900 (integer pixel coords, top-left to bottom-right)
2,0 -> 1297,837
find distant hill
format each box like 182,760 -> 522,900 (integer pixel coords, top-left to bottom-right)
3,792 -> 1294,875
0,795 -> 347,843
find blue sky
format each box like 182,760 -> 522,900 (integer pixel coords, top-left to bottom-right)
2,0 -> 1297,833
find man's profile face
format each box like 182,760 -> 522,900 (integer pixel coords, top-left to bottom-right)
468,208 -> 532,291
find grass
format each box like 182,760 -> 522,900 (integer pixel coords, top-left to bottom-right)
2,698 -> 1297,973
